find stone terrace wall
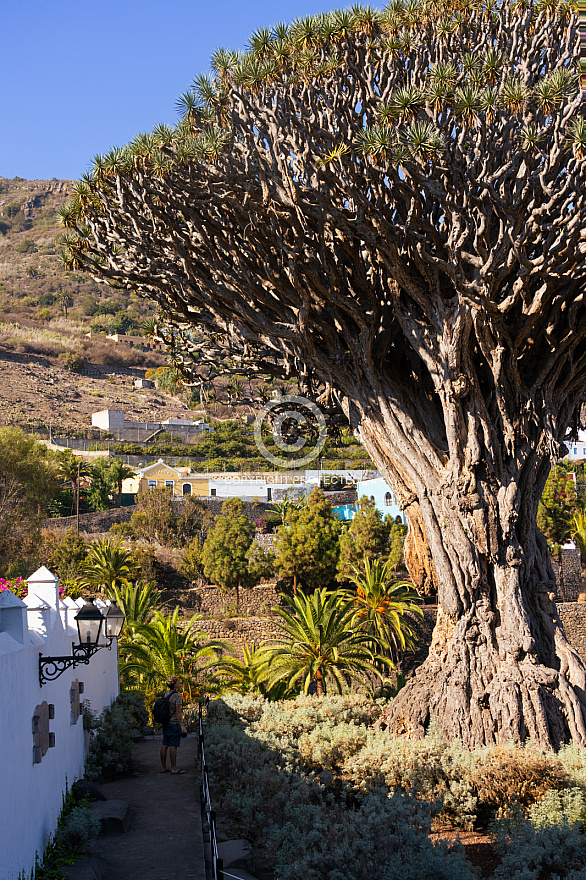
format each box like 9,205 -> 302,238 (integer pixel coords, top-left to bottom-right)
196,616 -> 284,654
191,602 -> 586,664
186,582 -> 283,617
558,602 -> 586,660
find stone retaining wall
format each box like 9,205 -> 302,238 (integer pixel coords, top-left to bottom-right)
191,602 -> 586,665
196,616 -> 284,652
558,602 -> 586,660
186,582 -> 283,617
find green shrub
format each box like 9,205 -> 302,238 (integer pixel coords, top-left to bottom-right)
491,788 -> 586,880
59,350 -> 86,372
41,528 -> 88,581
84,692 -> 147,780
53,805 -> 101,855
205,696 -> 475,880
179,537 -> 204,582
15,237 -> 36,254
28,789 -> 99,879
469,743 -> 570,827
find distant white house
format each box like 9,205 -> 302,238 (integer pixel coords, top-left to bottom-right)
564,430 -> 586,461
91,409 -> 213,438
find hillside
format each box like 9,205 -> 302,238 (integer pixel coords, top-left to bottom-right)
0,176 -> 157,330
0,177 -> 373,469
0,177 -> 247,433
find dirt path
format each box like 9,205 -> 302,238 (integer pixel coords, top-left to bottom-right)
89,735 -> 206,880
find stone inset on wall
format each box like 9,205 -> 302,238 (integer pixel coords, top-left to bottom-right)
32,702 -> 55,764
70,680 -> 84,725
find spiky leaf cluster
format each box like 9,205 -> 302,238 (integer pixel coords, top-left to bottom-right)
59,0 -> 585,466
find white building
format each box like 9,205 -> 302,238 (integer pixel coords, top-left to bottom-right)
208,471 -> 314,503
564,430 -> 586,461
0,568 -> 119,880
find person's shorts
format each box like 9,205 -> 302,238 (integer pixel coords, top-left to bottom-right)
162,723 -> 182,747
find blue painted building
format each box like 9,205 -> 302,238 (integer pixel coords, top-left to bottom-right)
332,478 -> 405,523
355,477 -> 405,524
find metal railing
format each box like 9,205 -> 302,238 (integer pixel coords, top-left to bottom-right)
198,700 -> 223,880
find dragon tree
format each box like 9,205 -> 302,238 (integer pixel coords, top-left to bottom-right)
61,0 -> 586,748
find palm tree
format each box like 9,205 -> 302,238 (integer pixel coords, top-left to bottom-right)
81,537 -> 136,593
341,557 -> 423,664
105,580 -> 160,626
219,643 -> 296,699
56,287 -> 73,318
571,508 -> 586,603
259,589 -> 389,697
57,455 -> 92,515
121,607 -> 229,701
108,460 -> 136,507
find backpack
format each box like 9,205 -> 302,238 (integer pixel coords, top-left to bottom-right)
153,689 -> 175,726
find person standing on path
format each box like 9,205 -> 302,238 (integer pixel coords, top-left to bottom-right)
159,676 -> 187,775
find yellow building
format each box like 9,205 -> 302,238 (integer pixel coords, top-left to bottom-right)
122,459 -> 209,498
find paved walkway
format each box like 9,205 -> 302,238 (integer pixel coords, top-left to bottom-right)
88,734 -> 206,880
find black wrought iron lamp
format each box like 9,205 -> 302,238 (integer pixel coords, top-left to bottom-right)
39,599 -> 125,686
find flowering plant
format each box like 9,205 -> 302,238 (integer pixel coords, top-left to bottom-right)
0,577 -> 79,601
0,577 -> 27,599
256,517 -> 268,534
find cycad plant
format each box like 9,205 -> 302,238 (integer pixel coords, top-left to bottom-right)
259,588 -> 389,697
341,557 -> 422,665
105,580 -> 160,626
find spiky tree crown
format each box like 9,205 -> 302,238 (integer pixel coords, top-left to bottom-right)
60,0 -> 584,448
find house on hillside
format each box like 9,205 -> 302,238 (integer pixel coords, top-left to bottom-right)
122,460 -> 209,498
565,430 -> 586,461
355,476 -> 405,524
91,409 -> 213,442
208,472 -> 314,503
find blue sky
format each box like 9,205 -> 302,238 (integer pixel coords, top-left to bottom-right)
1,0 -> 343,182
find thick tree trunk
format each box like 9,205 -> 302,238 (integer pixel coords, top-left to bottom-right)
403,502 -> 437,597
356,416 -> 586,750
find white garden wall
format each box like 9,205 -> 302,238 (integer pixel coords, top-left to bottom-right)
0,567 -> 119,880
